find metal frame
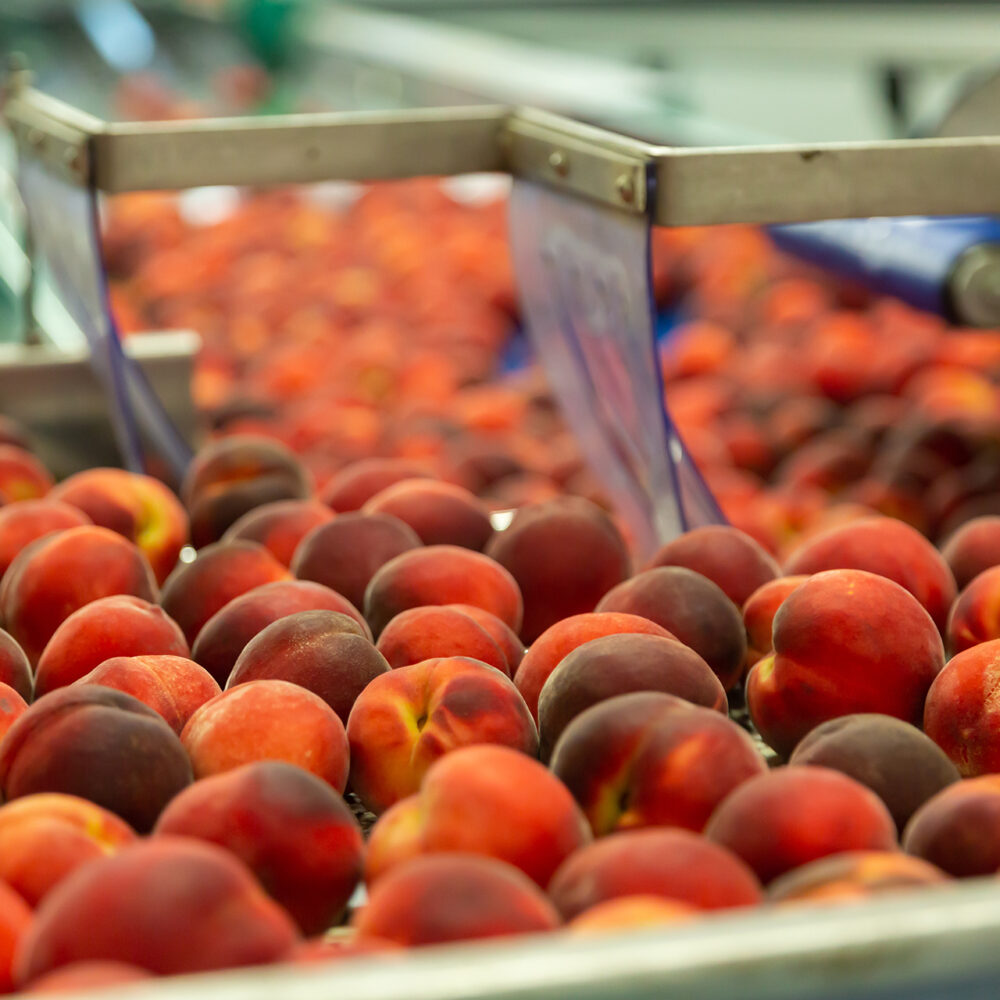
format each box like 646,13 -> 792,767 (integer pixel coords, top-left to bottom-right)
8,82 -> 1000,224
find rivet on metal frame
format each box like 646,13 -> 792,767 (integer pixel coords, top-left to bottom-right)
615,172 -> 636,205
548,149 -> 570,177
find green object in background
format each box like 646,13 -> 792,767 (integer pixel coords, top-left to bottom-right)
228,0 -> 309,72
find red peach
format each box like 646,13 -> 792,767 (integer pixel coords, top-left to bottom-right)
705,766 -> 898,884
0,526 -> 158,665
0,447 -> 52,503
567,896 -> 698,934
947,567 -> 1000,653
182,435 -> 313,547
0,793 -> 136,907
0,686 -> 192,832
291,512 -> 422,611
548,828 -> 763,918
320,458 -> 429,512
228,610 -> 386,723
190,579 -> 368,686
376,606 -> 509,674
0,880 -> 31,992
551,692 -> 766,835
537,633 -> 727,759
784,516 -> 957,632
645,525 -> 780,607
50,468 -> 188,585
34,596 -> 188,698
76,655 -> 220,734
941,516 -> 1000,590
596,567 -> 747,690
365,745 -> 590,887
13,837 -> 299,982
363,478 -> 493,550
353,854 -> 560,946
347,656 -> 537,813
364,545 -> 523,638
902,775 -> 1000,876
181,679 -> 349,792
485,498 -> 630,643
767,851 -> 948,904
747,570 -> 945,757
159,540 -> 291,645
742,575 -> 809,668
0,630 -> 32,703
0,685 -> 27,744
446,604 -> 525,673
221,499 -> 335,567
514,613 -> 673,723
0,501 -> 91,582
154,761 -> 364,935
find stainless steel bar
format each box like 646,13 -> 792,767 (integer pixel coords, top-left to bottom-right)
651,135 -> 1000,226
93,106 -> 511,192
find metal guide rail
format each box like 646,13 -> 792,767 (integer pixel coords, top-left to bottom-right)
8,82 -> 1000,224
10,78 -> 1000,999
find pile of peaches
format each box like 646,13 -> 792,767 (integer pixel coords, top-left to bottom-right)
0,418 -> 998,993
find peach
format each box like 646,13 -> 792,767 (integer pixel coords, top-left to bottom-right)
742,575 -> 809,668
567,896 -> 698,934
514,613 -> 673,722
229,610 -> 386,722
596,567 -> 747,690
181,435 -> 313,547
25,962 -> 151,993
291,512 -> 422,611
0,446 -> 52,503
365,745 -> 590,887
0,686 -> 191,832
353,854 -> 560,946
348,656 -> 537,813
362,478 -> 493,550
784,516 -> 957,632
375,606 -> 509,674
446,604 -> 525,673
0,880 -> 31,993
221,499 -> 335,567
0,501 -> 91,582
0,630 -> 32,703
551,692 -> 766,835
154,761 -> 364,935
76,655 -> 220,734
0,685 -> 27,743
484,498 -> 630,643
320,458 -> 429,512
947,567 -> 1000,653
0,526 -> 158,665
644,525 -> 780,607
548,828 -> 763,918
13,837 -> 299,982
790,714 -> 960,831
705,766 -> 898,884
902,776 -> 1000,876
924,640 -> 1000,776
0,794 -> 136,907
767,851 -> 948,904
159,540 -> 291,645
747,570 -> 945,757
191,579 -> 368,686
181,679 -> 349,791
34,596 -> 188,698
364,545 -> 522,638
941,516 -> 1000,590
50,468 -> 188,584
538,634 -> 727,760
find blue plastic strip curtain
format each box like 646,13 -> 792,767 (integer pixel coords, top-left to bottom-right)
508,172 -> 724,560
18,158 -> 193,484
